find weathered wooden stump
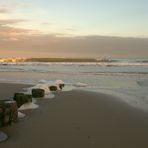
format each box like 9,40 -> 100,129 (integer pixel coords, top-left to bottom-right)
55,80 -> 65,90
32,89 -> 45,98
13,93 -> 32,108
0,100 -> 18,127
13,93 -> 24,108
0,107 -> 3,127
59,84 -> 65,90
49,86 -> 57,91
5,101 -> 18,122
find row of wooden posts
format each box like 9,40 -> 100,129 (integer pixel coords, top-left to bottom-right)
0,84 -> 64,128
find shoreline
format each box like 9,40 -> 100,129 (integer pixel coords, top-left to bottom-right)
0,83 -> 148,147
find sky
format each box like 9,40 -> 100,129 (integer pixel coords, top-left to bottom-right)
0,0 -> 148,58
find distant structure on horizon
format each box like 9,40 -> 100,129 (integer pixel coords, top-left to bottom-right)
0,58 -> 26,63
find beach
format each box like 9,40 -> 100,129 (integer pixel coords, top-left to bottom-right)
1,0 -> 148,146
1,83 -> 148,148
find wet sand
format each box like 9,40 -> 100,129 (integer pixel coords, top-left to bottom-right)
0,83 -> 32,100
0,83 -> 148,148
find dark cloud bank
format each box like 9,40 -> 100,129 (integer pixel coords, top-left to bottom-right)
0,34 -> 148,58
0,8 -> 9,13
0,21 -> 147,58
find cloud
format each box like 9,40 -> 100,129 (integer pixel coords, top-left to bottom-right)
0,18 -> 147,58
0,8 -> 9,13
0,0 -> 30,9
0,18 -> 39,41
13,1 -> 30,8
64,27 -> 78,32
0,19 -> 31,41
41,22 -> 53,26
0,24 -> 39,41
0,19 -> 25,26
0,31 -> 148,58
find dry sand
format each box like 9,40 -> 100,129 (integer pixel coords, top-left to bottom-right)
0,83 -> 148,148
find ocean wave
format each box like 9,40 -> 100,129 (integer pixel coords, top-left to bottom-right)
137,80 -> 148,87
73,82 -> 88,87
18,102 -> 39,111
0,59 -> 148,66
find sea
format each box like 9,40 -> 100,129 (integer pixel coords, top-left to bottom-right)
0,58 -> 148,111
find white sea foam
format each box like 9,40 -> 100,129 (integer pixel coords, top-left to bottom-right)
0,132 -> 8,143
62,85 -> 75,91
18,111 -> 26,118
18,102 -> 39,111
38,80 -> 47,84
54,79 -> 64,90
73,82 -> 88,87
55,80 -> 64,85
44,93 -> 55,99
